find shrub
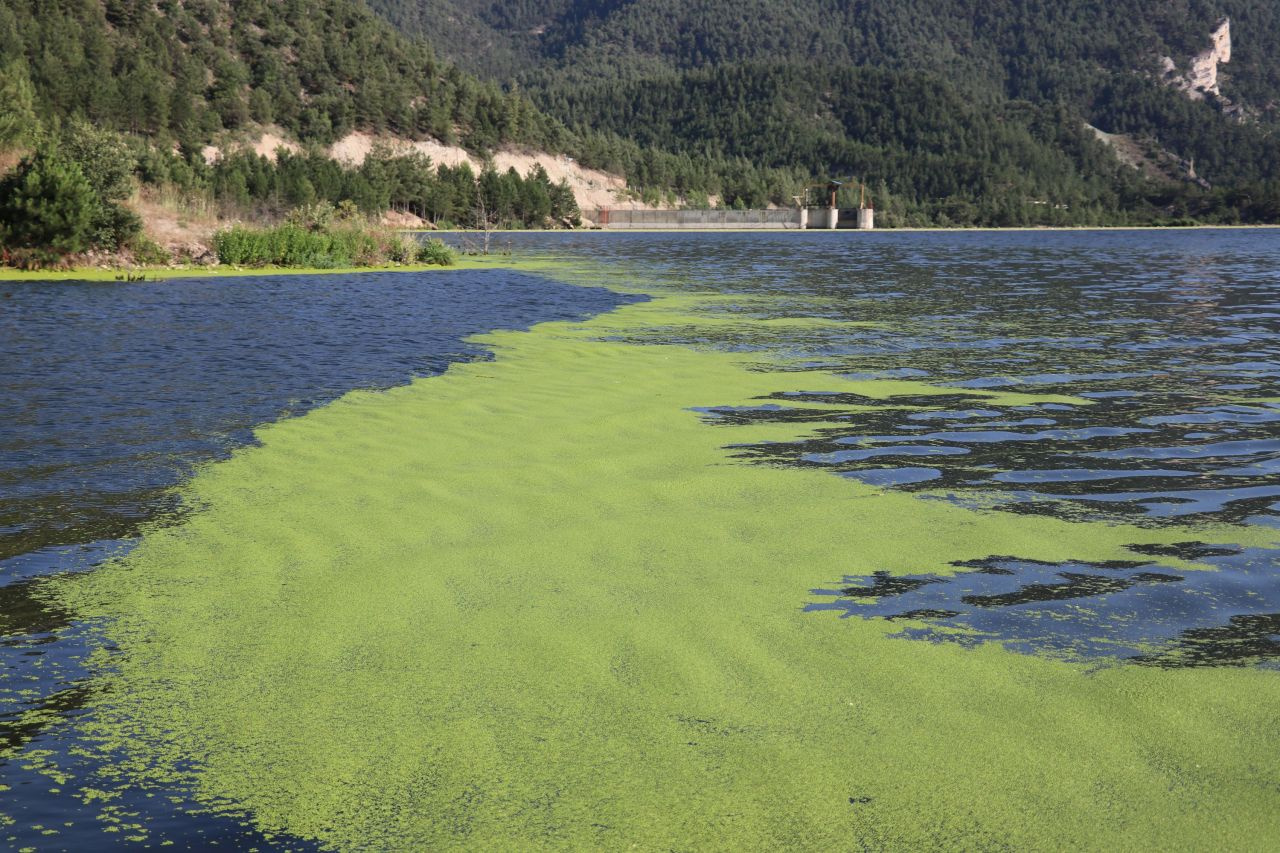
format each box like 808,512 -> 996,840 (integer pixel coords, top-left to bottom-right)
416,238 -> 457,266
214,224 -> 337,267
387,234 -> 417,264
60,119 -> 136,204
212,222 -> 429,268
0,153 -> 97,265
129,235 -> 172,266
90,201 -> 143,250
286,201 -> 336,232
328,227 -> 379,267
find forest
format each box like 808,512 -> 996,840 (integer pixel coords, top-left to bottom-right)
5,0 -> 1280,267
0,0 -> 565,151
372,0 -> 1280,224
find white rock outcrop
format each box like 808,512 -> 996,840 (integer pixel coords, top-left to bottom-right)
1160,17 -> 1231,101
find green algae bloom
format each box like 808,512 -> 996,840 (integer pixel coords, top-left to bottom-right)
38,277 -> 1280,849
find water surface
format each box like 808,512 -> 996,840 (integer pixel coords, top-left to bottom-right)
3,231 -> 1280,848
483,230 -> 1280,665
0,268 -> 637,847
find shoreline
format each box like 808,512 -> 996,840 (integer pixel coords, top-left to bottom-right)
4,223 -> 1276,281
0,256 -> 525,283
420,223 -> 1280,234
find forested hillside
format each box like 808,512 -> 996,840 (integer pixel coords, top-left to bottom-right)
0,0 -> 564,151
371,0 -> 1280,104
0,0 -> 616,267
3,0 -> 1280,245
0,0 -> 799,230
371,0 -> 1280,224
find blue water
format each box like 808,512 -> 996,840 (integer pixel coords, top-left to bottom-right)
1,270 -> 636,562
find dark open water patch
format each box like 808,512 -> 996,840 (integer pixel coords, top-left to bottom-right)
0,269 -> 639,849
717,392 -> 1280,525
807,544 -> 1280,668
1,270 -> 639,559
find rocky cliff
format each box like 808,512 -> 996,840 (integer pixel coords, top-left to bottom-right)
1161,17 -> 1232,101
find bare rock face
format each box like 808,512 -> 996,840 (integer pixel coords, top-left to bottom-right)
1160,18 -> 1232,101
1187,17 -> 1232,96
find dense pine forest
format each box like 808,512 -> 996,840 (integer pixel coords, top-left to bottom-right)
373,0 -> 1280,224
0,0 -> 564,150
4,0 -> 1280,267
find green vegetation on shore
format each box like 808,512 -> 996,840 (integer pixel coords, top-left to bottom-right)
0,120 -> 583,269
0,121 -> 147,267
0,0 -> 597,271
211,223 -> 454,269
187,148 -> 581,229
209,203 -> 456,268
0,258 -> 487,283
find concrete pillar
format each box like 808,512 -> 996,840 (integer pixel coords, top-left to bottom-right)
824,207 -> 839,229
798,208 -> 809,229
858,208 -> 875,230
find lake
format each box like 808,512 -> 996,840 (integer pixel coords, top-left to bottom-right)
2,230 -> 1278,848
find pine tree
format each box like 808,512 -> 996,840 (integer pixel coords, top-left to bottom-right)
0,60 -> 39,148
0,153 -> 98,262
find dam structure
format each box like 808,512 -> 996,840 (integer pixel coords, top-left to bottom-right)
584,206 -> 874,230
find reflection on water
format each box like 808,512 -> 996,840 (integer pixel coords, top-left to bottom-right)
492,230 -> 1280,667
722,391 -> 1280,523
0,269 -> 637,847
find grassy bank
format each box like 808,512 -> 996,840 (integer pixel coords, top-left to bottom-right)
210,222 -> 456,268
0,220 -> 466,281
0,261 -> 460,282
0,253 -> 582,282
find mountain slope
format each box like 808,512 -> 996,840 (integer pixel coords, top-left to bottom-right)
373,0 -> 1280,106
371,0 -> 1280,219
0,0 -> 565,152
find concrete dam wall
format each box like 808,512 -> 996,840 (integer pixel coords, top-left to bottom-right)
583,208 -> 874,230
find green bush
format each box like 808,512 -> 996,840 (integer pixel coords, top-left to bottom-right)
61,119 -> 136,204
286,201 -> 337,232
387,235 -> 418,264
212,222 -> 432,268
0,153 -> 97,265
416,238 -> 457,266
130,235 -> 173,266
213,224 -> 339,267
90,201 -> 143,250
58,120 -> 143,250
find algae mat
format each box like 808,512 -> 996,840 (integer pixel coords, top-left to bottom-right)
36,283 -> 1280,849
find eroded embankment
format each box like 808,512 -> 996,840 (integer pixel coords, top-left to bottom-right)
40,285 -> 1280,849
